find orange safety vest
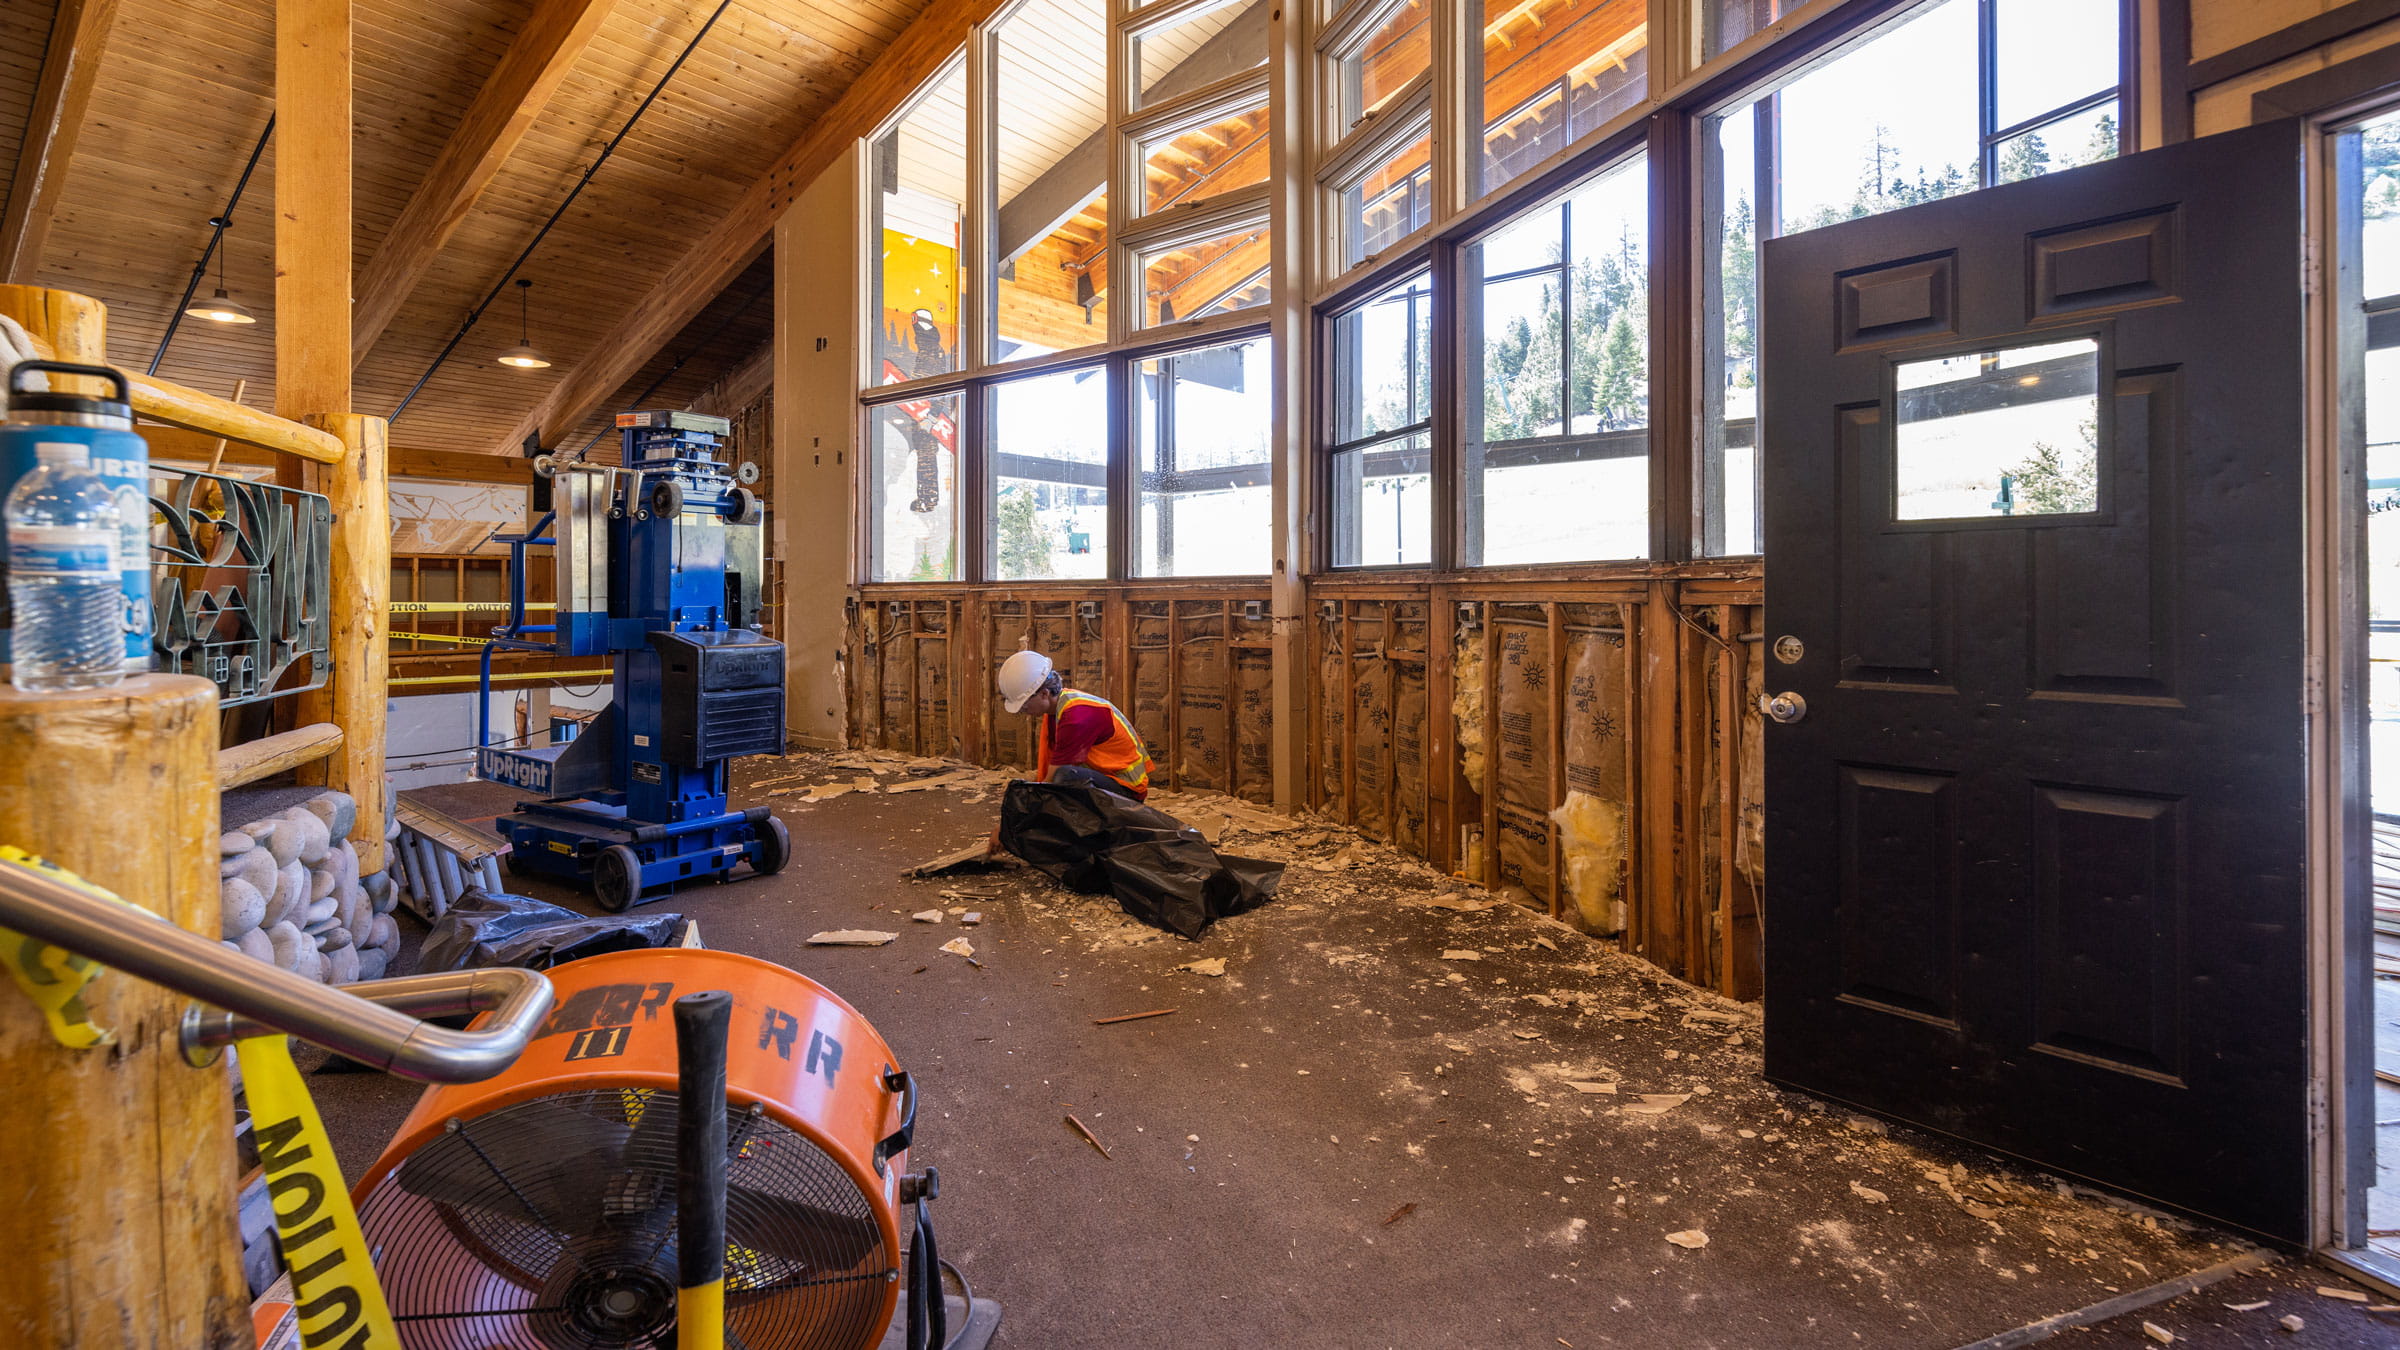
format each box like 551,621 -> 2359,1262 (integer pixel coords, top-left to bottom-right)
1036,688 -> 1153,799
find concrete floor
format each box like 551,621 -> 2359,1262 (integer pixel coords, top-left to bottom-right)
305,754 -> 2376,1349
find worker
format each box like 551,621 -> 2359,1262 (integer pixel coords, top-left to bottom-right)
996,649 -> 1152,803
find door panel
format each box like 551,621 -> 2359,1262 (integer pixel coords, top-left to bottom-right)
1763,120 -> 2309,1242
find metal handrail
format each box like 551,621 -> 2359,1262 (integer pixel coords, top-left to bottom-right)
0,854 -> 552,1083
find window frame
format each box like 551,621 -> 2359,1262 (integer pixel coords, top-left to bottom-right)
1130,331 -> 1280,579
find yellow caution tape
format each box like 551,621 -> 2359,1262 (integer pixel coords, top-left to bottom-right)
237,1033 -> 403,1350
388,601 -> 554,614
0,845 -> 150,1049
392,630 -> 495,647
390,667 -> 612,688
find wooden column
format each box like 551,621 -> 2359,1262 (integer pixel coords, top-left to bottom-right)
0,282 -> 105,363
0,675 -> 245,1350
275,0 -> 353,422
295,414 -> 388,872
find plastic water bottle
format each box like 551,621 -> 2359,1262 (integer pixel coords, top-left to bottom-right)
6,442 -> 124,691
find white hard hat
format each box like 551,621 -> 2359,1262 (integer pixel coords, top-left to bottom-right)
998,649 -> 1055,713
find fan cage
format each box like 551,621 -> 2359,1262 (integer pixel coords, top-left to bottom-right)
358,1087 -> 898,1350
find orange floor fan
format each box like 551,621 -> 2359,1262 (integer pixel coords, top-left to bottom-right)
350,948 -> 998,1349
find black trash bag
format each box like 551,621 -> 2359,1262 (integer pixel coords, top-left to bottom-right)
419,888 -> 685,972
999,780 -> 1282,939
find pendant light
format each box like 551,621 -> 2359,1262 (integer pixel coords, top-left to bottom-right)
496,278 -> 550,369
184,217 -> 256,325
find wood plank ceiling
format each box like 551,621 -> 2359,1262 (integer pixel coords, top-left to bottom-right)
1,0 -> 933,457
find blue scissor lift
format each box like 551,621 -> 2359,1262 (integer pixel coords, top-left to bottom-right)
474,411 -> 789,911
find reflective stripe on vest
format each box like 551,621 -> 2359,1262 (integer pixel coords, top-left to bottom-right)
1038,689 -> 1152,795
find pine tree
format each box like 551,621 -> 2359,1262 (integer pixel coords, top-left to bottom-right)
2007,414 -> 2099,514
1720,194 -> 1757,390
1999,130 -> 2052,184
995,488 -> 1055,579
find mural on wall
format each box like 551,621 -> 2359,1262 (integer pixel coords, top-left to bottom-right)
389,479 -> 526,556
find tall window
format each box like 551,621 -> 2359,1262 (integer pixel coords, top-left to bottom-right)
866,390 -> 962,582
989,366 -> 1109,580
1474,0 -> 1648,196
1328,271 -> 1433,567
1136,337 -> 1272,576
994,0 -> 1111,359
871,63 -> 967,385
1464,150 -> 1648,565
1698,0 -> 2123,555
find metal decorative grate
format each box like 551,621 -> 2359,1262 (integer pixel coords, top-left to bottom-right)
148,465 -> 331,706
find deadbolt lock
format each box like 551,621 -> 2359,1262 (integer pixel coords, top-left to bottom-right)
1773,634 -> 1804,664
1761,691 -> 1807,724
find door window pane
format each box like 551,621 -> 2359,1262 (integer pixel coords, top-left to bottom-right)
1138,222 -> 1271,326
1329,271 -> 1433,568
1703,103 -> 1760,555
871,63 -> 965,386
1134,0 -> 1267,107
1772,1 -> 1978,232
1994,99 -> 2120,184
1343,130 -> 1433,268
1994,0 -> 2117,130
1136,338 -> 1272,576
1141,101 -> 1270,214
1894,338 -> 2100,521
1339,0 -> 1431,137
990,367 -> 1110,579
1476,0 -> 1648,196
1463,152 -> 1648,565
868,391 -> 962,581
996,0 -> 1110,361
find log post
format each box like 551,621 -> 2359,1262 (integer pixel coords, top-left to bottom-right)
294,414 -> 388,872
0,674 -> 245,1350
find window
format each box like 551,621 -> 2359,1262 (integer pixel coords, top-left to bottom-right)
1328,271 -> 1433,567
867,390 -> 962,582
1342,129 -> 1433,268
1700,0 -> 1780,61
1463,151 -> 1648,564
1475,0 -> 1648,196
1133,0 -> 1267,108
995,0 -> 1111,360
1697,0 -> 2124,556
1337,0 -> 1431,138
1136,338 -> 1272,576
990,366 -> 1109,579
1139,221 -> 1271,326
1139,100 -> 1271,213
872,62 -> 966,383
1893,338 -> 2101,521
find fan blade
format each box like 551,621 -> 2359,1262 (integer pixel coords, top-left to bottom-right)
398,1099 -> 640,1236
724,1184 -> 885,1272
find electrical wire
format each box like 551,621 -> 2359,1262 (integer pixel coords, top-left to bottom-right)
150,116 -> 274,376
387,0 -> 738,422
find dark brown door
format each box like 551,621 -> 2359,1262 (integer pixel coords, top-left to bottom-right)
1761,120 -> 2309,1243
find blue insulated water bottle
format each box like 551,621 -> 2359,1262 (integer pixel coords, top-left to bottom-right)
0,361 -> 151,676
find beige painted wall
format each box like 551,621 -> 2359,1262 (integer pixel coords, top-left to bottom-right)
774,144 -> 862,751
2191,14 -> 2400,134
2193,0 -> 2353,64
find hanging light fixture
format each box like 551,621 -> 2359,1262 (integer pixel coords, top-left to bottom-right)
496,278 -> 550,368
184,217 -> 256,325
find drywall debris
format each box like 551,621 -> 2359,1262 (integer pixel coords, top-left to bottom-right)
1849,1182 -> 1888,1204
2225,1302 -> 2269,1313
1622,1094 -> 1689,1116
1512,1028 -> 1542,1040
1664,1230 -> 1708,1250
2141,1322 -> 2173,1344
1441,949 -> 1483,961
2279,1315 -> 2304,1332
886,770 -> 982,794
807,930 -> 896,946
962,912 -> 984,926
911,909 -> 944,924
2316,1288 -> 2370,1303
1565,1081 -> 1618,1094
940,937 -> 976,959
1176,957 -> 1227,977
903,841 -> 1010,878
1412,892 -> 1501,912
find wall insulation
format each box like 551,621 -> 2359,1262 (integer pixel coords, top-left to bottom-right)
845,570 -> 1762,998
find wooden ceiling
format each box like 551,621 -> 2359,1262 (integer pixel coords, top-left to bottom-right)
2,0 -> 937,456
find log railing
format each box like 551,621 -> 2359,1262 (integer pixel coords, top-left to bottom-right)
0,283 -> 390,872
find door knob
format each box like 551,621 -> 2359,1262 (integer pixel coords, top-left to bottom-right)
1761,691 -> 1807,724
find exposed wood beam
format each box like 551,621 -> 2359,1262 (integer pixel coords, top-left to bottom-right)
0,0 -> 122,281
351,0 -> 617,361
140,425 -> 529,484
686,340 -> 772,418
277,0 -> 352,420
495,0 -> 1014,456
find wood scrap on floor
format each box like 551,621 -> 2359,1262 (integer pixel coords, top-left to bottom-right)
806,930 -> 897,946
903,841 -> 1015,878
